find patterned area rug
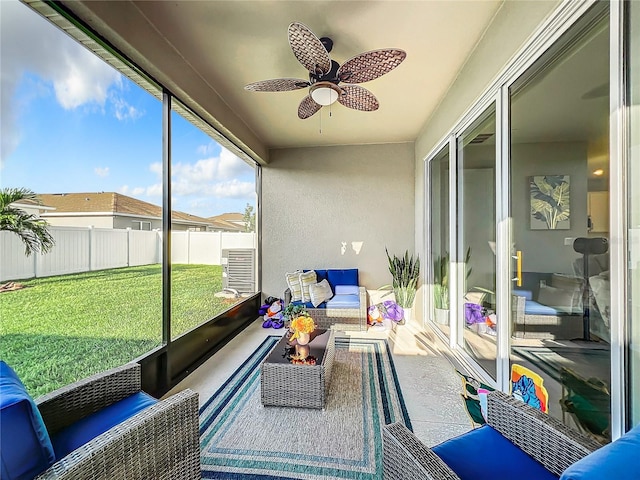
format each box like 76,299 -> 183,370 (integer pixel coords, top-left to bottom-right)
200,335 -> 411,479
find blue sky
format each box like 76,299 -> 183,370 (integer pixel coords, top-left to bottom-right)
0,0 -> 255,218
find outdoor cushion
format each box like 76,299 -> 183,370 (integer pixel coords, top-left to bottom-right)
513,289 -> 534,301
525,300 -> 563,316
326,294 -> 359,309
0,361 -> 56,480
334,285 -> 360,295
432,424 -> 558,480
326,269 -> 358,289
560,424 -> 640,480
50,391 -> 158,460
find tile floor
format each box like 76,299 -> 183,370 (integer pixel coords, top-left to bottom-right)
166,318 -> 472,448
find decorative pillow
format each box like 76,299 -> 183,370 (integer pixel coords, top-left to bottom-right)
299,270 -> 317,303
537,283 -> 574,311
309,279 -> 333,307
285,270 -> 303,302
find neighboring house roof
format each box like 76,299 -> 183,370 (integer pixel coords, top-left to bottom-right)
39,192 -> 214,227
208,212 -> 246,232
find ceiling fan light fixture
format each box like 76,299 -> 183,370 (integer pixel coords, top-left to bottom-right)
310,82 -> 341,106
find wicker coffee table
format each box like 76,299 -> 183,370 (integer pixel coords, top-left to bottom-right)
260,329 -> 335,409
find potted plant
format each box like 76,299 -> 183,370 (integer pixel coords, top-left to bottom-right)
385,248 -> 420,324
432,247 -> 471,325
433,252 -> 450,324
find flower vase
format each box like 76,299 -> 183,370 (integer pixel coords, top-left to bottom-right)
295,332 -> 311,360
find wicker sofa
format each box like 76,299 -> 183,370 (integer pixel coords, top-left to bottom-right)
284,268 -> 367,331
383,390 -> 605,480
1,362 -> 200,480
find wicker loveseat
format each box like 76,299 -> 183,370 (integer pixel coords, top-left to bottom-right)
0,361 -> 200,480
284,268 -> 367,331
382,390 -> 612,480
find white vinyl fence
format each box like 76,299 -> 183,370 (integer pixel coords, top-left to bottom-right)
0,226 -> 256,282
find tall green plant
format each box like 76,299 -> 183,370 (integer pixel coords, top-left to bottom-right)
385,248 -> 420,308
432,247 -> 471,310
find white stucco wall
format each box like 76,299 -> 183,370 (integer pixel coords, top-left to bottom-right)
262,142 -> 415,299
413,0 -> 562,323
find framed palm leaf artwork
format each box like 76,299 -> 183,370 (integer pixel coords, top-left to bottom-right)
530,175 -> 570,230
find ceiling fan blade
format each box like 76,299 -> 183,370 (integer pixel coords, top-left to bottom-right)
288,22 -> 331,75
337,49 -> 407,84
298,95 -> 322,119
244,78 -> 310,92
338,85 -> 379,111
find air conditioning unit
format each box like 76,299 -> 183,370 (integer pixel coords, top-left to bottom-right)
221,249 -> 256,294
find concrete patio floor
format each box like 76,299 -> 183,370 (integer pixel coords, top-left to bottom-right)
167,319 -> 472,448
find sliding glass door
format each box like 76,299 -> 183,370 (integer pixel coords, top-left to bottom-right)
508,5 -> 611,442
457,104 -> 498,380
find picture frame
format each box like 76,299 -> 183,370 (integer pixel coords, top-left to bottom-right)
530,175 -> 570,230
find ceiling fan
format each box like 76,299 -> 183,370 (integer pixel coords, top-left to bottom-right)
244,22 -> 406,119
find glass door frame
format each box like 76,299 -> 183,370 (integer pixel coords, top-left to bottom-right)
423,0 -> 629,438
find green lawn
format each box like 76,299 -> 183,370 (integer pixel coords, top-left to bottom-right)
0,264 -> 234,397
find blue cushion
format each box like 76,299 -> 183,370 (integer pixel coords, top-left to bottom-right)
432,425 -> 558,480
514,289 -> 534,301
313,269 -> 328,283
560,424 -> 640,480
0,361 -> 56,480
334,285 -> 360,295
326,269 -> 359,289
50,392 -> 157,460
326,294 -> 359,308
525,300 -> 563,316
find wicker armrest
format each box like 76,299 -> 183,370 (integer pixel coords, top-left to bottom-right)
358,286 -> 367,318
36,389 -> 200,480
486,391 -> 601,476
382,422 -> 461,480
36,363 -> 141,435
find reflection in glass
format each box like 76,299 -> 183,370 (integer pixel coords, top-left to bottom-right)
457,105 -> 497,379
430,146 -> 450,336
509,6 -> 611,442
170,103 -> 257,339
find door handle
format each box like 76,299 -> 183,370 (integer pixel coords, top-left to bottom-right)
512,250 -> 522,287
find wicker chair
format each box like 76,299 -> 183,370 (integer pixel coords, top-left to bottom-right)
382,391 -> 601,480
33,363 -> 201,480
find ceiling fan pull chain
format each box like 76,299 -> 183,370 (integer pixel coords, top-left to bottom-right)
319,107 -> 322,134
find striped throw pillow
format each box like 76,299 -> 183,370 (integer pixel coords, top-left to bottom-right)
299,270 -> 317,303
286,270 -> 303,301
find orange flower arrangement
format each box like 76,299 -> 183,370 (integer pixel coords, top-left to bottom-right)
289,314 -> 316,341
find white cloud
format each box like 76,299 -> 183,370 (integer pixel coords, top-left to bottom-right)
94,167 -> 110,177
0,0 -> 139,165
113,95 -> 143,121
146,183 -> 163,197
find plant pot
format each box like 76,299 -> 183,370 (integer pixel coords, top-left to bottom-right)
434,307 -> 449,325
402,307 -> 412,325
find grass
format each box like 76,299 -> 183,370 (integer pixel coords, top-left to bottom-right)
0,264 -> 237,397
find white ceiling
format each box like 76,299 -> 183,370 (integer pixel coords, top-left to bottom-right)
59,0 -> 504,152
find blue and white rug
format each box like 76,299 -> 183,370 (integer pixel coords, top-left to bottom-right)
199,335 -> 412,479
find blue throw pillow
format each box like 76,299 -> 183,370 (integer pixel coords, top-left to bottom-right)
560,424 -> 640,480
0,361 -> 56,480
326,269 -> 358,288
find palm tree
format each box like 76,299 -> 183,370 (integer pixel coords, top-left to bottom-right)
0,188 -> 54,256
